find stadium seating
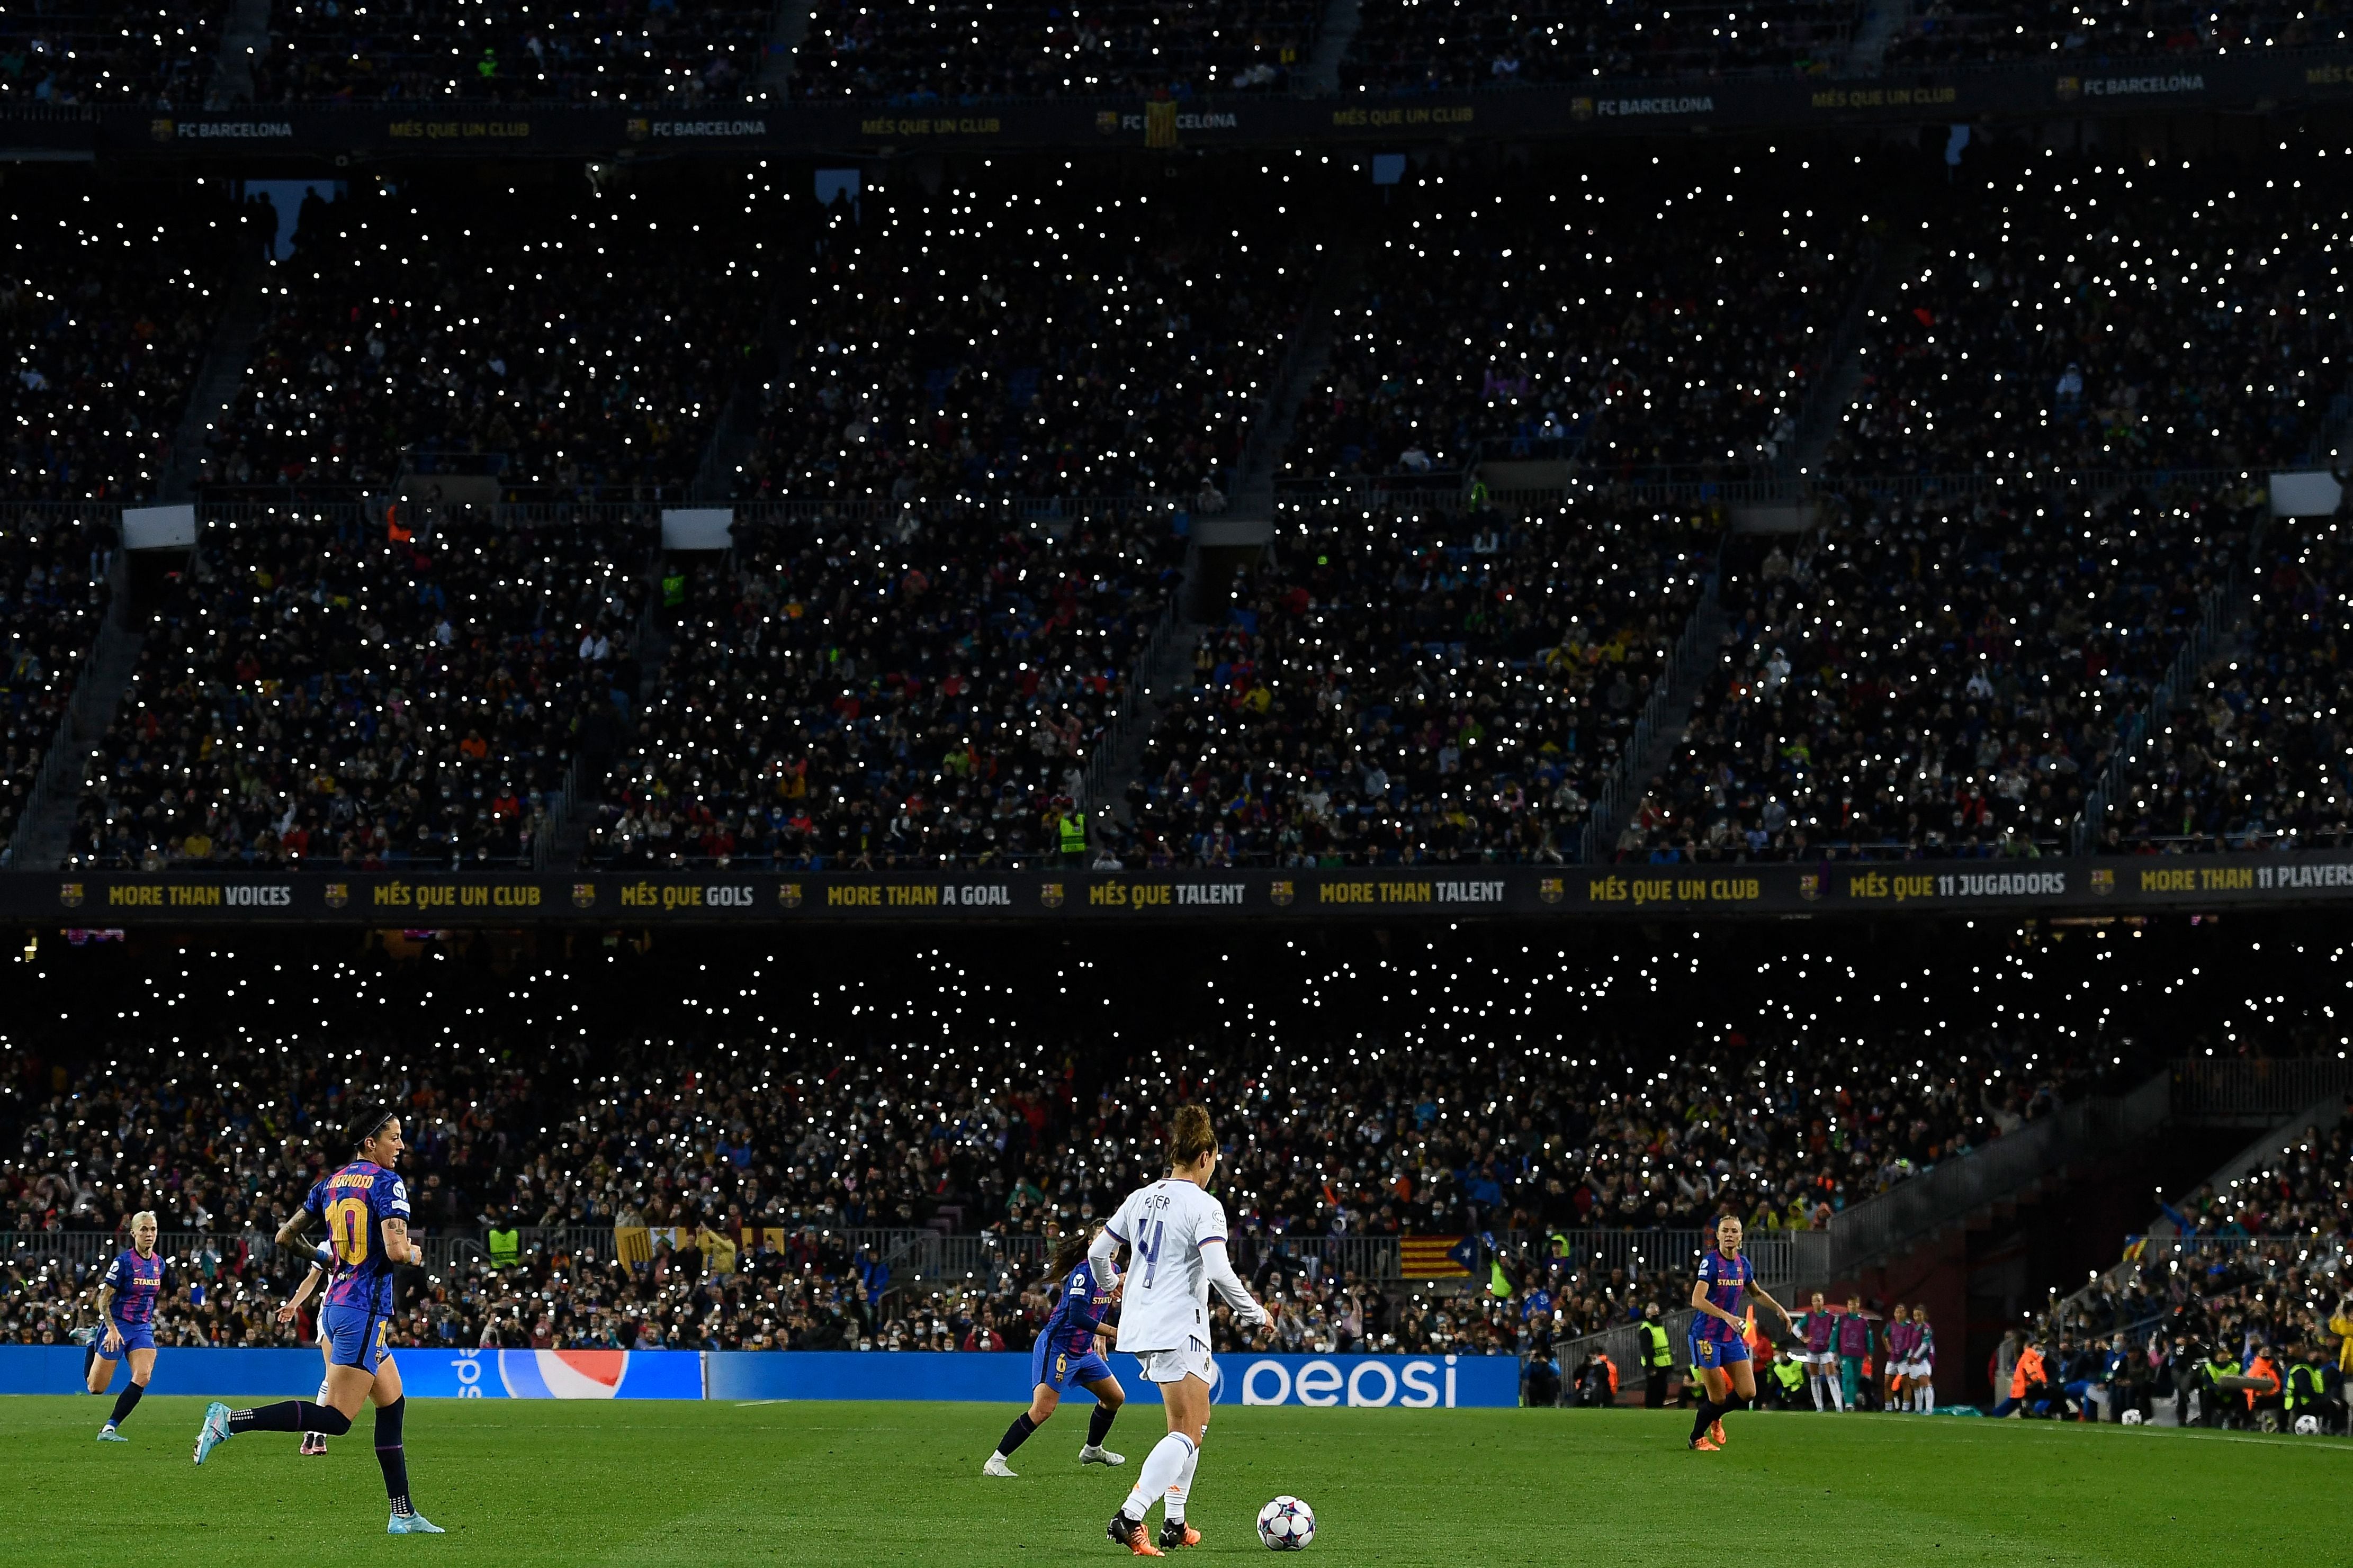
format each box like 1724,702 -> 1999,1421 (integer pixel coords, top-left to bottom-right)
2097,518 -> 2353,853
1827,147 -> 2350,478
63,517 -> 645,869
1614,484 -> 2259,861
585,507 -> 1181,868
2034,1116 -> 2350,1425
2,177 -> 245,503
1340,0 -> 1858,89
789,0 -> 1323,100
204,173 -> 778,501
0,520 -> 113,864
1122,497 -> 1713,864
0,0 -> 221,106
733,167 -> 1303,507
1884,0 -> 2339,67
252,0 -> 771,104
1282,158 -> 1869,486
0,924 -> 2227,1352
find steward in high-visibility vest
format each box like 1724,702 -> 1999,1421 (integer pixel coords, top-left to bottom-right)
1639,1306 -> 1673,1408
2285,1357 -> 2327,1414
1058,809 -> 1087,858
487,1225 -> 520,1270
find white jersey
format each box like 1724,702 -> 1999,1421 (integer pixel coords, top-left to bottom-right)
1106,1177 -> 1232,1353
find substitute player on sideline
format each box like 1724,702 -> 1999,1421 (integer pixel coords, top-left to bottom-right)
89,1209 -> 174,1441
1092,1104 -> 1269,1556
983,1228 -> 1128,1476
193,1106 -> 444,1535
1687,1214 -> 1795,1452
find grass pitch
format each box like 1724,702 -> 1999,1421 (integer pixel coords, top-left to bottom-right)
1,1396 -> 2343,1567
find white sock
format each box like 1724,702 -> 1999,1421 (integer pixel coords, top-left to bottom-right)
316,1377 -> 330,1403
1165,1431 -> 1202,1522
1831,1380 -> 1846,1412
1121,1434 -> 1195,1522
1808,1375 -> 1825,1411
1920,1384 -> 1935,1414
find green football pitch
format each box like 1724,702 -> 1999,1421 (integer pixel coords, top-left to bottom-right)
1,1396 -> 2343,1567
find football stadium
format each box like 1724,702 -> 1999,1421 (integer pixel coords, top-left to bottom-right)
2,4 -> 2352,1561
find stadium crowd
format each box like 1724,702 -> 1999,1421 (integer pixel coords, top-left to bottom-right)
734,167 -> 1300,507
792,0 -> 1322,100
2096,517 -> 2353,853
2,177 -> 244,504
2007,1112 -> 2353,1430
0,520 -> 113,864
1885,0 -> 2346,67
11,0 -> 2346,116
0,0 -> 220,106
1828,145 -> 2350,478
1283,157 -> 1869,484
63,516 -> 646,869
205,173 -> 776,501
1613,484 -> 2258,861
0,920 -> 2266,1357
1340,0 -> 1856,91
249,0 -> 771,105
585,509 -> 1180,868
1121,498 -> 1712,866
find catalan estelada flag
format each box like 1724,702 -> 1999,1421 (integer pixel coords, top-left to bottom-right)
1401,1235 -> 1470,1279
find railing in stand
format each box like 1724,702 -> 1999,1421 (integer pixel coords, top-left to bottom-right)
2169,1057 -> 2353,1120
1579,558 -> 1721,863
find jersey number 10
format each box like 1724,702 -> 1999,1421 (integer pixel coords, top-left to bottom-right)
329,1196 -> 373,1266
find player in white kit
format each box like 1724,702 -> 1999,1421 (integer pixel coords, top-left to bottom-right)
1089,1104 -> 1267,1556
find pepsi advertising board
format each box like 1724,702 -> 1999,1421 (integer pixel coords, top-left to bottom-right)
0,1346 -> 1516,1407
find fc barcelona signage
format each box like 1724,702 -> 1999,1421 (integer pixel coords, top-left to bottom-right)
5,49 -> 2353,165
11,854 -> 2353,925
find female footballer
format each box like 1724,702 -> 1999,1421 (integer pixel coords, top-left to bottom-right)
275,1240 -> 340,1455
1687,1214 -> 1795,1451
194,1106 -> 442,1534
90,1209 -> 173,1441
982,1228 -> 1127,1477
1091,1105 -> 1270,1555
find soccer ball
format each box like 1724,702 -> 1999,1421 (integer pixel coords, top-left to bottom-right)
1257,1496 -> 1316,1551
2120,1409 -> 2143,1425
2294,1413 -> 2321,1436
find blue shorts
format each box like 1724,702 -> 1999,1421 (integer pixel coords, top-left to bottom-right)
321,1302 -> 389,1373
1030,1339 -> 1113,1392
1690,1336 -> 1749,1370
98,1319 -> 155,1359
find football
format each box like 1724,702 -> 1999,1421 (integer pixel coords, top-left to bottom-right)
2120,1409 -> 2143,1425
2294,1414 -> 2321,1436
1257,1495 -> 1316,1551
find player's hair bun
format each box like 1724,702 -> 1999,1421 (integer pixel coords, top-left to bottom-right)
1169,1104 -> 1216,1168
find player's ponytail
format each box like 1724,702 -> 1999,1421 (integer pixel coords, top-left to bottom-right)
1048,1230 -> 1090,1278
1167,1104 -> 1216,1171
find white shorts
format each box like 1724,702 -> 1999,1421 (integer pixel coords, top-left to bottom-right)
1134,1342 -> 1215,1386
1899,1360 -> 1933,1380
1799,1350 -> 1836,1367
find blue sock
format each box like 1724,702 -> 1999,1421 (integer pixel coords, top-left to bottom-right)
376,1398 -> 412,1516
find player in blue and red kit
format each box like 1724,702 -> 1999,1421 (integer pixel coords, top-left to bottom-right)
193,1105 -> 443,1535
1687,1214 -> 1795,1452
89,1209 -> 175,1441
982,1230 -> 1127,1478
